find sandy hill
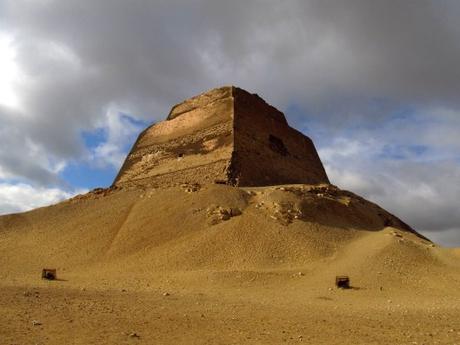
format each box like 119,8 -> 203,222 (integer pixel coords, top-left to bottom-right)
1,183 -> 460,344
0,182 -> 457,285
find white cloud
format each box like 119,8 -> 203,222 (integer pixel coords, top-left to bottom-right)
0,32 -> 21,109
0,183 -> 85,215
319,132 -> 460,247
89,108 -> 146,169
319,137 -> 380,162
0,110 -> 68,184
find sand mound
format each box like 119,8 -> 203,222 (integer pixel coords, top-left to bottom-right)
1,183 -> 455,285
2,184 -> 460,345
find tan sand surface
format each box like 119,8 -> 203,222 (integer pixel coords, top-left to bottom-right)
1,184 -> 459,344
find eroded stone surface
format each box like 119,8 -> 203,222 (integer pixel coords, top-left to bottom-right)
113,86 -> 329,188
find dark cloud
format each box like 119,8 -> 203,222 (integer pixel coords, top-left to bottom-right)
4,0 -> 459,122
0,105 -> 65,185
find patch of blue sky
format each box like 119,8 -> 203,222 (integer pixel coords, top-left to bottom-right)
284,104 -> 331,145
379,145 -> 407,160
60,161 -> 117,190
387,105 -> 418,122
380,144 -> 429,160
408,144 -> 429,156
81,127 -> 106,150
62,113 -> 150,190
82,113 -> 150,150
285,101 -> 447,165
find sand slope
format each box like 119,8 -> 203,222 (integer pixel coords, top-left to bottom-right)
1,184 -> 459,344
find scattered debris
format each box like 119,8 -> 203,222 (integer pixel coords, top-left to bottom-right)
268,201 -> 302,225
206,205 -> 242,225
181,183 -> 201,193
41,268 -> 57,280
230,208 -> 242,216
335,276 -> 350,289
70,186 -> 120,201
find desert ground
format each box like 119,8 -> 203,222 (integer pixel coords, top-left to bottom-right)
1,184 -> 459,344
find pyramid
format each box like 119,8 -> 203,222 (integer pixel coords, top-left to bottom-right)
113,86 -> 329,188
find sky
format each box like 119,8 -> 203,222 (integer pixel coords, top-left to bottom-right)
0,0 -> 459,246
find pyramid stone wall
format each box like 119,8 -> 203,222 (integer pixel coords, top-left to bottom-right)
231,88 -> 330,186
113,87 -> 235,187
113,86 -> 329,188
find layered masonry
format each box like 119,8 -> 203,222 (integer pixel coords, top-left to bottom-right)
113,86 -> 329,188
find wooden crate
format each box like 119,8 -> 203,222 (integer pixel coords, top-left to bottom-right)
41,268 -> 57,280
335,275 -> 350,289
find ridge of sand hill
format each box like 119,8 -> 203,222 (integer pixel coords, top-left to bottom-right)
0,183 -> 431,275
0,182 -> 455,285
1,183 -> 460,344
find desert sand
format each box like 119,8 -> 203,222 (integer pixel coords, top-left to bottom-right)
1,183 -> 459,345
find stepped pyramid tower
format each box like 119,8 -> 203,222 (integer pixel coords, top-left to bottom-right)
113,86 -> 330,188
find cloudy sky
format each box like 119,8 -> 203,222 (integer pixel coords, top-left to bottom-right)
0,0 -> 459,246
